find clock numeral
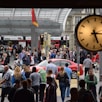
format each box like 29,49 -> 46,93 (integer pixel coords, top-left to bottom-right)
86,43 -> 89,47
81,25 -> 85,28
94,18 -> 96,21
100,44 -> 102,47
81,39 -> 84,41
79,32 -> 83,34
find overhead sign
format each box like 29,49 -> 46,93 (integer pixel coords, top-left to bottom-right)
51,36 -> 69,40
26,36 -> 31,40
3,36 -> 23,40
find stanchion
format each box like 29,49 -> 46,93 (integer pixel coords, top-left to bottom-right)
99,51 -> 102,81
76,44 -> 80,89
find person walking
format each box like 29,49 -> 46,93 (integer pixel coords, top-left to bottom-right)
85,68 -> 97,102
11,66 -> 26,85
30,52 -> 35,66
30,67 -> 41,102
38,68 -> 47,102
45,76 -> 57,102
64,63 -> 72,97
80,49 -> 86,64
13,80 -> 35,102
2,52 -> 10,65
56,66 -> 69,102
83,54 -> 93,76
22,51 -> 31,66
47,70 -> 58,89
0,65 -> 12,102
26,78 -> 35,99
46,60 -> 58,76
18,49 -> 26,65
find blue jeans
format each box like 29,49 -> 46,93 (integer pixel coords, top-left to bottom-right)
66,86 -> 70,97
59,82 -> 66,102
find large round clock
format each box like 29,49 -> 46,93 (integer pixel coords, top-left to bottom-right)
75,15 -> 102,51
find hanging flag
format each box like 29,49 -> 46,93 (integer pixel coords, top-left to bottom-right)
31,8 -> 39,27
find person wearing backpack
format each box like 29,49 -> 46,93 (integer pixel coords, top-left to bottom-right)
56,66 -> 69,102
45,76 -> 57,102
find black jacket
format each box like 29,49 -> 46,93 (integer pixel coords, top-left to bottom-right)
13,88 -> 35,102
4,56 -> 10,65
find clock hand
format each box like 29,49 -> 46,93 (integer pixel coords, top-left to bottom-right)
94,32 -> 102,34
91,30 -> 99,43
95,30 -> 102,34
94,33 -> 99,43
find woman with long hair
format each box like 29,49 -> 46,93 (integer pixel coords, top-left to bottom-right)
22,65 -> 31,79
56,67 -> 69,102
11,66 -> 26,85
47,70 -> 55,78
47,69 -> 58,89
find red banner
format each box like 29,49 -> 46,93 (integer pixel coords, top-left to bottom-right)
31,8 -> 39,27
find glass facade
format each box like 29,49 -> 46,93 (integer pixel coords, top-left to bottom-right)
0,8 -> 71,24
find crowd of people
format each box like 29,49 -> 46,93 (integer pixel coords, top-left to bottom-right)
0,63 -> 102,102
0,43 -> 99,68
0,43 -> 86,67
0,43 -> 101,102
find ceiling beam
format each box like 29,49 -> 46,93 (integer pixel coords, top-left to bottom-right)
0,20 -> 62,36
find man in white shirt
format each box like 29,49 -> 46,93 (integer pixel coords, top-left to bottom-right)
46,60 -> 58,76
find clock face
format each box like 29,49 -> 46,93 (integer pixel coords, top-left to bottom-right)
75,15 -> 102,51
